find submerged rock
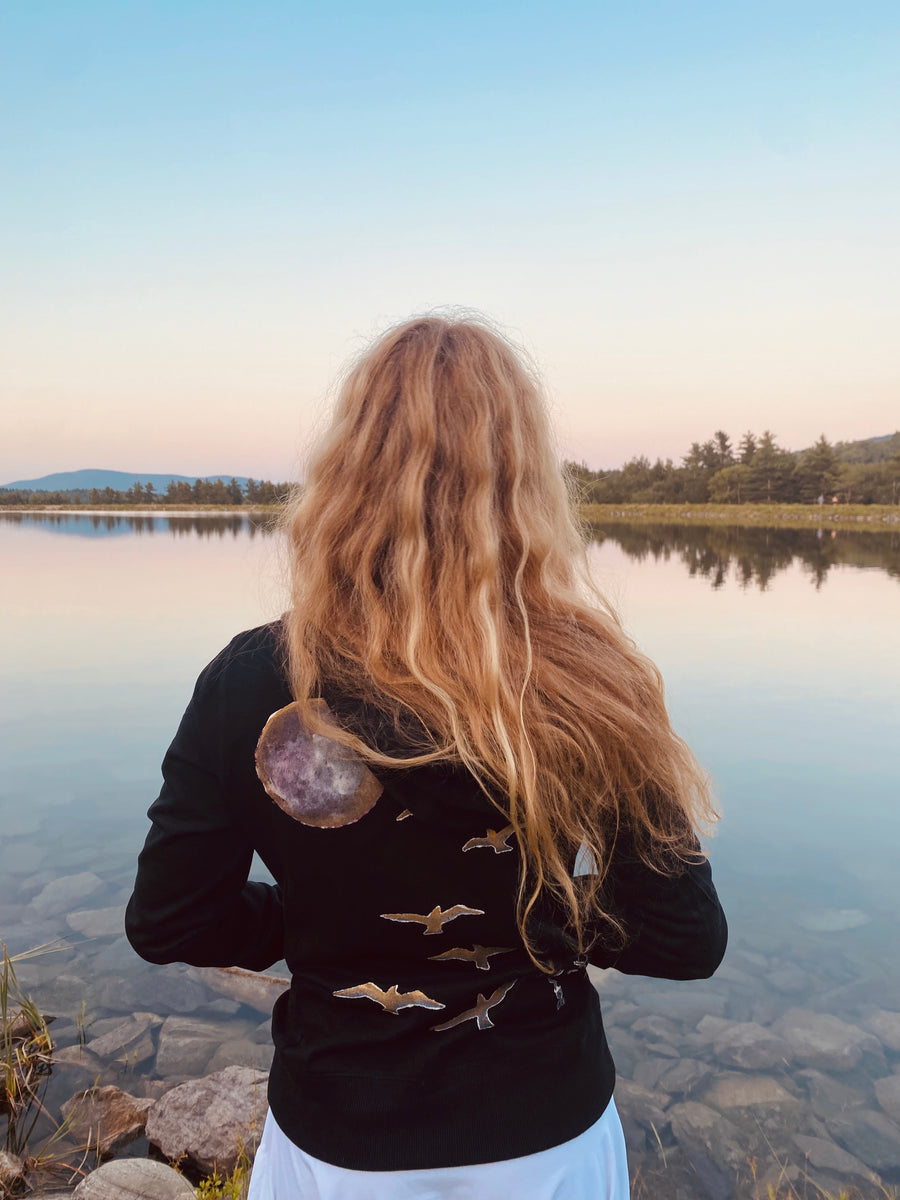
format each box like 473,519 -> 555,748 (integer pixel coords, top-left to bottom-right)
794,908 -> 870,932
772,1008 -> 881,1071
826,1108 -> 900,1174
874,1073 -> 900,1125
792,1134 -> 881,1184
186,964 -> 290,1014
67,905 -> 127,939
30,871 -> 104,917
863,1009 -> 900,1053
155,1015 -> 250,1079
145,1065 -> 268,1174
701,1072 -> 800,1111
86,1011 -> 159,1066
667,1100 -> 743,1200
708,1019 -> 793,1070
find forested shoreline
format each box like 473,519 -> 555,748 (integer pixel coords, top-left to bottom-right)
2,431 -> 898,508
567,430 -> 900,507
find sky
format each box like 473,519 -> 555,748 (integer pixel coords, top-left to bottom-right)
2,0 -> 899,484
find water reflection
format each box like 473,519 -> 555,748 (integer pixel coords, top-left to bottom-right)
0,511 -> 276,538
587,520 -> 900,589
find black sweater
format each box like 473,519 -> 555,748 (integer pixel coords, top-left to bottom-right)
126,622 -> 727,1170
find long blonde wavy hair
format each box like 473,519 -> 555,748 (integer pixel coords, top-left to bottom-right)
283,315 -> 716,969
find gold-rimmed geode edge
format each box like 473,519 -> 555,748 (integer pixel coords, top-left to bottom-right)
255,700 -> 383,828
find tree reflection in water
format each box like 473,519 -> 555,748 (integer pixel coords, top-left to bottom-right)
586,521 -> 900,589
2,512 -> 899,587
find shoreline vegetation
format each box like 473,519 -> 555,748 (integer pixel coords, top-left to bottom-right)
2,501 -> 898,532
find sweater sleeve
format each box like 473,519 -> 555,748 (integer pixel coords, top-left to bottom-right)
589,836 -> 728,981
125,653 -> 285,972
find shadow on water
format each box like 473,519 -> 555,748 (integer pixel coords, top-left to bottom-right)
587,520 -> 900,589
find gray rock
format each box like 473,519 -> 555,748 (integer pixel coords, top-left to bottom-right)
863,1010 -> 900,1053
86,1012 -> 160,1066
185,965 -> 290,1014
826,1108 -> 900,1174
632,1057 -> 673,1091
72,1158 -> 194,1198
67,905 -> 126,939
797,1068 -> 867,1118
30,872 -> 104,917
146,1065 -> 268,1174
155,1015 -> 245,1078
874,1073 -> 900,1125
206,1037 -> 274,1074
61,1085 -> 153,1155
701,1073 -> 800,1110
631,1014 -> 682,1042
709,1020 -> 793,1070
91,936 -> 143,973
792,1135 -> 880,1183
695,1015 -> 732,1039
613,1079 -> 669,1134
772,1008 -> 881,1071
644,1039 -> 679,1058
668,1101 -> 743,1200
655,1057 -> 713,1097
114,964 -> 213,1015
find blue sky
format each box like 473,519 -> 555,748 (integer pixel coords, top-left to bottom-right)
2,1 -> 899,481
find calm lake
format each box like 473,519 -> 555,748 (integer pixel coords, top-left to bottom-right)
1,511 -> 899,1194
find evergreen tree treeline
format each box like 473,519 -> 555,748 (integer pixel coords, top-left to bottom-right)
0,477 -> 293,507
2,433 -> 898,508
568,431 -> 900,507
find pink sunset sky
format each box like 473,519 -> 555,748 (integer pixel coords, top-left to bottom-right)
2,2 -> 898,484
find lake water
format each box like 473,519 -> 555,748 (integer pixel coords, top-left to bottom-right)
1,512 -> 899,1196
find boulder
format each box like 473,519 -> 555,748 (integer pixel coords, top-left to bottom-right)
797,1068 -> 867,1118
655,1057 -> 713,1097
72,1158 -> 194,1199
145,1065 -> 268,1174
863,1010 -> 900,1053
667,1101 -> 743,1200
708,1020 -> 793,1070
155,1015 -> 245,1078
874,1073 -> 900,1125
206,1037 -> 274,1074
772,1008 -> 881,1071
30,872 -> 104,917
792,1134 -> 881,1184
185,965 -> 290,1014
67,905 -> 127,939
613,1079 -> 669,1135
86,1012 -> 159,1066
826,1108 -> 900,1174
61,1085 -> 153,1155
701,1073 -> 799,1111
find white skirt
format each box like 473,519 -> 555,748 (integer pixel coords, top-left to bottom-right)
247,1098 -> 630,1200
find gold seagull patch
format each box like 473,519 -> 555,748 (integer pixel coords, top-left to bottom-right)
462,825 -> 515,854
333,983 -> 445,1014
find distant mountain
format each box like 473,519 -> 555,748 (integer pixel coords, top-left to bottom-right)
1,469 -> 251,492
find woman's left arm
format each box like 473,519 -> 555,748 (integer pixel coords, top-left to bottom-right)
126,651 -> 285,971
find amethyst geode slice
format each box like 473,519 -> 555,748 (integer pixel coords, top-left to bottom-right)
255,700 -> 383,827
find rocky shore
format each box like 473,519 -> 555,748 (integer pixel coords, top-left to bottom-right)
2,875 -> 900,1198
